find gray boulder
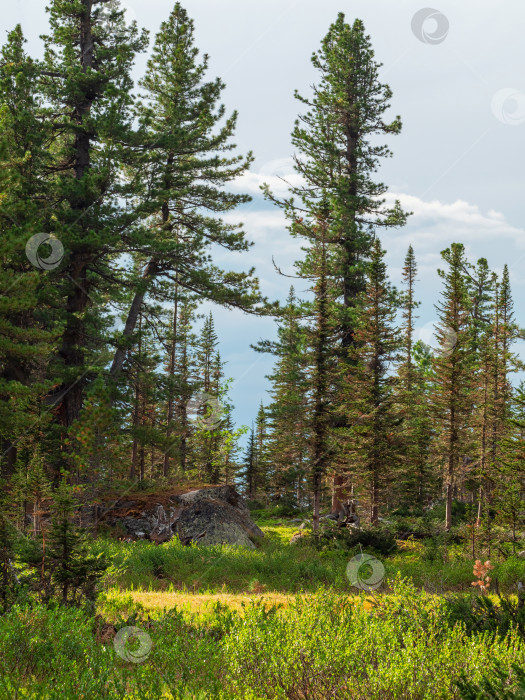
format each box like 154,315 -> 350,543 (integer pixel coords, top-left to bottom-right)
171,485 -> 263,548
107,485 -> 263,549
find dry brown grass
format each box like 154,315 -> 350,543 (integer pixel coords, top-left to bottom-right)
128,590 -> 376,615
129,591 -> 297,614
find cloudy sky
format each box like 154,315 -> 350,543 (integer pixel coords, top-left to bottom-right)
4,1 -> 525,437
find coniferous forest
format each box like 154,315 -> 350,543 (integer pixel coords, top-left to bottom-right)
2,2 -> 525,698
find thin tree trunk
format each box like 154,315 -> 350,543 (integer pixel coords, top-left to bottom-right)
475,486 -> 482,528
313,480 -> 321,535
110,259 -> 158,377
164,279 -> 179,477
445,481 -> 453,531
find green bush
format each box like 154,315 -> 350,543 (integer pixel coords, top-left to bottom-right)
315,526 -> 398,556
3,580 -> 525,698
443,593 -> 525,640
223,579 -> 525,699
457,662 -> 525,699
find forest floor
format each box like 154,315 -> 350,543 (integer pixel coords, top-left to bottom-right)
5,509 -> 525,698
94,512 -> 525,598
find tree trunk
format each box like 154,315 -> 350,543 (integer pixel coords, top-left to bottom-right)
371,472 -> 379,526
445,480 -> 453,531
313,478 -> 321,535
164,280 -> 179,477
331,474 -> 345,513
58,2 -> 96,429
110,259 -> 158,377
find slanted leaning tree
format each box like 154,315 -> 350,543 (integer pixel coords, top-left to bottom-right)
110,3 -> 273,380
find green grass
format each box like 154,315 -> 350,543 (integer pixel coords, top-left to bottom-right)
91,517 -> 525,595
2,578 -> 525,699
4,514 -> 525,698
96,533 -> 349,593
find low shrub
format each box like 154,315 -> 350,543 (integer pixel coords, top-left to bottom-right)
3,579 -> 525,698
315,525 -> 398,557
443,593 -> 525,640
456,661 -> 525,699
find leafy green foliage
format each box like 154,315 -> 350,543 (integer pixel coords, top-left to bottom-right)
444,593 -> 525,640
18,480 -> 108,607
457,662 -> 525,699
3,580 -> 525,698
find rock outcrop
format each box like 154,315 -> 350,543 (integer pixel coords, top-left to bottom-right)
106,485 -> 263,549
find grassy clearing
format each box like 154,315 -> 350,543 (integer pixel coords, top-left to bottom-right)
4,511 -> 525,698
93,517 -> 525,595
104,588 -> 302,616
3,579 -> 525,699
103,589 -> 381,618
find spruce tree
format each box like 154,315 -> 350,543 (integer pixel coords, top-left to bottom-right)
26,449 -> 52,536
242,427 -> 257,501
497,382 -> 525,551
254,288 -> 310,507
192,314 -> 223,482
0,26 -> 56,474
172,300 -> 199,474
254,403 -> 271,499
263,14 -> 407,522
341,239 -> 401,524
396,246 -> 433,507
38,0 -> 148,429
264,13 -> 407,354
431,244 -> 475,530
46,479 -> 108,606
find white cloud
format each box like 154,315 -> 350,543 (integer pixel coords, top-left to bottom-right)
235,162 -> 525,253
385,193 -> 525,247
232,157 -> 305,197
